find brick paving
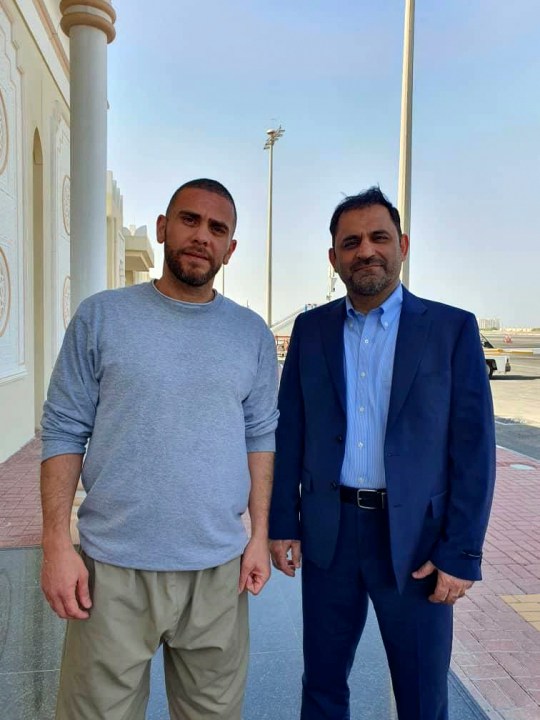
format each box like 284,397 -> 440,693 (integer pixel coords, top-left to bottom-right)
0,435 -> 42,547
0,438 -> 539,718
451,447 -> 540,719
501,595 -> 540,632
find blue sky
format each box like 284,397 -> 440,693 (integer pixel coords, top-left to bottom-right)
108,1 -> 540,327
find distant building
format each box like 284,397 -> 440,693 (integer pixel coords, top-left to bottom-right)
478,318 -> 501,330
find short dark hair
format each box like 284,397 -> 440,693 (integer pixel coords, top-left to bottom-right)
329,186 -> 402,246
166,178 -> 237,230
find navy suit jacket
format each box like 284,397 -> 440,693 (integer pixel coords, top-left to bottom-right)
269,287 -> 496,592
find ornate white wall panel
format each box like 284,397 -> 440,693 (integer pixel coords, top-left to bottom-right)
8,0 -> 69,103
50,109 -> 70,355
0,8 -> 25,382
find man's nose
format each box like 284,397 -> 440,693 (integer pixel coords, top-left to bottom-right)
354,240 -> 375,259
193,223 -> 211,244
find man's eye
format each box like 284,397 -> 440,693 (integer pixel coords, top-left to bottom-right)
212,225 -> 227,235
182,216 -> 196,225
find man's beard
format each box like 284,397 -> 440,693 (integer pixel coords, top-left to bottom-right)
164,237 -> 221,288
344,258 -> 399,297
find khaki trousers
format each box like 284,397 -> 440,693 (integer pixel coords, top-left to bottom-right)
56,554 -> 249,720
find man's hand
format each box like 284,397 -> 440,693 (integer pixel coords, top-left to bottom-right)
239,536 -> 271,596
269,539 -> 302,577
41,546 -> 92,620
412,560 -> 473,605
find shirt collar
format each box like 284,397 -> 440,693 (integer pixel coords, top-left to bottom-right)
345,283 -> 403,330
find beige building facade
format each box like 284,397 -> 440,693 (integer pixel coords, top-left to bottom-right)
0,1 -> 153,463
106,171 -> 154,290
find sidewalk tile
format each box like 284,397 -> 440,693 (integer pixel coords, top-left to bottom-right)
494,678 -> 537,708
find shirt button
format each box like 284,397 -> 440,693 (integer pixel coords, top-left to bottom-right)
359,406 -> 365,412
358,477 -> 364,483
384,321 -> 389,328
364,339 -> 369,344
360,372 -> 366,378
358,441 -> 364,448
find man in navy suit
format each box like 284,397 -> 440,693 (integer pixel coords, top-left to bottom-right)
269,187 -> 495,720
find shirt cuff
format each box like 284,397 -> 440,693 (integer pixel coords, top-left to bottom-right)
246,431 -> 276,453
41,441 -> 86,463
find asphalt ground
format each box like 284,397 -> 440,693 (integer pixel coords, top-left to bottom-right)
486,333 -> 540,458
482,332 -> 540,351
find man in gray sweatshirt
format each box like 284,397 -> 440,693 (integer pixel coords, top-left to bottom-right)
40,178 -> 279,720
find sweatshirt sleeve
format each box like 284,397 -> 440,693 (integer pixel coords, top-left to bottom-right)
41,307 -> 100,461
243,325 -> 279,453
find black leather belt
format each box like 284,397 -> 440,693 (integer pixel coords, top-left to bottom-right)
340,486 -> 387,510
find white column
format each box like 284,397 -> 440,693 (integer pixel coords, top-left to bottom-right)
266,141 -> 274,328
398,0 -> 415,288
60,1 -> 116,312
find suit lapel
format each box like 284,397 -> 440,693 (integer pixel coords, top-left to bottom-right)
387,288 -> 430,430
319,299 -> 347,414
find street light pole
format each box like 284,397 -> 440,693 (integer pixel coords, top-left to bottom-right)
327,265 -> 337,302
398,0 -> 415,288
264,126 -> 284,327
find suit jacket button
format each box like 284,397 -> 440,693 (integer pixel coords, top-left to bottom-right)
331,481 -> 339,490
336,435 -> 343,442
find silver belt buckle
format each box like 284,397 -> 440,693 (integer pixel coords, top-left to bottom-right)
356,488 -> 385,510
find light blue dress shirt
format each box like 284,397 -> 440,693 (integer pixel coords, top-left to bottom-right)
340,284 -> 403,489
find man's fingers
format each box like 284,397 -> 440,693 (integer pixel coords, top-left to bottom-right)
429,586 -> 448,604
45,594 -> 68,620
415,564 -> 474,604
61,571 -> 91,618
276,553 -> 295,576
62,592 -> 90,619
47,586 -> 90,619
41,550 -> 93,620
269,541 -> 297,576
291,542 -> 302,568
246,572 -> 267,596
412,560 -> 435,579
429,576 -> 469,605
238,563 -> 249,593
76,572 -> 92,610
429,591 -> 463,606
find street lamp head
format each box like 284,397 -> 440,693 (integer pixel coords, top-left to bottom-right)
263,125 -> 285,150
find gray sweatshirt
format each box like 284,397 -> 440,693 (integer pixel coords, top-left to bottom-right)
41,282 -> 279,571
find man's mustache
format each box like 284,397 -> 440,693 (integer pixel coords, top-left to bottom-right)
351,258 -> 386,272
172,248 -> 212,262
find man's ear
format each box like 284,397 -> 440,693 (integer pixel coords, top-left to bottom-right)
223,238 -> 238,266
400,233 -> 409,261
328,247 -> 337,270
156,215 -> 167,245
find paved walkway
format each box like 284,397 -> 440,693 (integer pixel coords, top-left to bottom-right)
452,447 -> 540,719
0,436 -> 42,547
0,438 -> 539,719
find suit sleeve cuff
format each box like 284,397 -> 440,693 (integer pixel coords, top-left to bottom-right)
431,541 -> 483,581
